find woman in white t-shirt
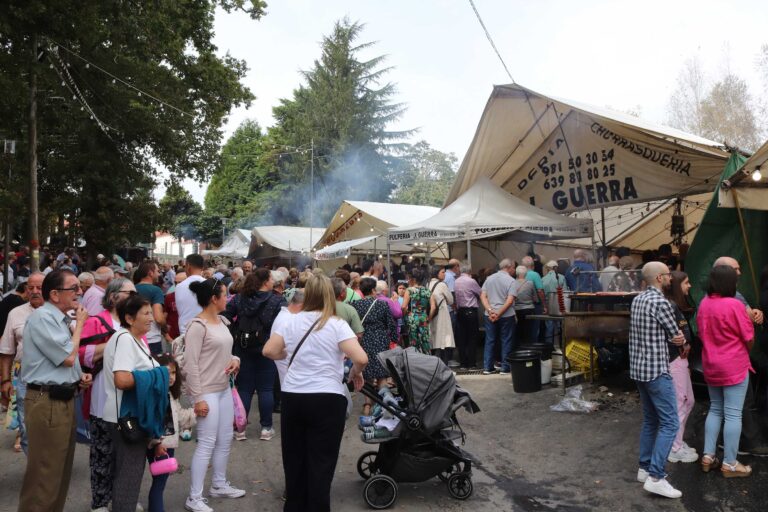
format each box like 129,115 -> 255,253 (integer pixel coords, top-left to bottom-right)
102,294 -> 160,512
79,277 -> 136,512
264,274 -> 368,512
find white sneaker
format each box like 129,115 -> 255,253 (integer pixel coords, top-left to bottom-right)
209,482 -> 246,499
636,468 -> 649,483
668,448 -> 698,463
233,431 -> 247,441
260,427 -> 275,441
643,477 -> 682,498
185,497 -> 213,512
681,442 -> 698,455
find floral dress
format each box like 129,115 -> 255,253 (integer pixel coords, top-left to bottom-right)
406,286 -> 432,353
352,297 -> 397,381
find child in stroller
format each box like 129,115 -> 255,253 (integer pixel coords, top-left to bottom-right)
353,347 -> 480,509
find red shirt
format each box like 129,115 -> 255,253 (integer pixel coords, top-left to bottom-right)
166,292 -> 180,340
697,294 -> 754,386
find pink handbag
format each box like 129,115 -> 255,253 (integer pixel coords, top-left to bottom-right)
231,377 -> 247,433
149,455 -> 178,476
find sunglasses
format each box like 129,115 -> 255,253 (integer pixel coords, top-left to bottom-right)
55,285 -> 81,293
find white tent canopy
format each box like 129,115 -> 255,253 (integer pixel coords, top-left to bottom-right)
202,229 -> 251,258
314,236 -> 378,261
388,178 -> 593,244
447,84 -> 730,216
251,226 -> 324,254
719,140 -> 768,211
314,200 -> 440,257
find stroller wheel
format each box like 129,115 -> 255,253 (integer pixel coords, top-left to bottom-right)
363,474 -> 398,509
437,463 -> 461,482
357,451 -> 380,479
447,473 -> 473,500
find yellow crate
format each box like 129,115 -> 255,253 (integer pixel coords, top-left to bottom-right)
565,339 -> 598,374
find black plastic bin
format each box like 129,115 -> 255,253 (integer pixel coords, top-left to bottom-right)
507,350 -> 542,393
519,343 -> 553,361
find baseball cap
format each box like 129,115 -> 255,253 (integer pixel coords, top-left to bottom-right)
111,265 -> 129,275
545,260 -> 558,268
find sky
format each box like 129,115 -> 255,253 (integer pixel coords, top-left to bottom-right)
175,0 -> 768,205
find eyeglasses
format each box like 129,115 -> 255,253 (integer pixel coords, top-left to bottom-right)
55,285 -> 81,293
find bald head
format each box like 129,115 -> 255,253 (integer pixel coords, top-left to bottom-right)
642,261 -> 671,290
714,256 -> 741,276
521,256 -> 534,269
93,266 -> 114,285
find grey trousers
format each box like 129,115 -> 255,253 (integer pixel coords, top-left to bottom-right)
109,424 -> 148,512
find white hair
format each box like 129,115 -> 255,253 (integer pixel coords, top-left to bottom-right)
93,266 -> 114,283
375,280 -> 389,294
78,272 -> 94,284
515,265 -> 528,278
499,258 -> 513,270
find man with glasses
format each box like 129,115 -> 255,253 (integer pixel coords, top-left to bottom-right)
0,273 -> 44,454
629,262 -> 686,498
17,269 -> 93,511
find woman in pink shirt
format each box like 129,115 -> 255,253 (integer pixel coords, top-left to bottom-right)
697,265 -> 755,477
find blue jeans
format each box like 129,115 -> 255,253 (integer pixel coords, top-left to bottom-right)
704,374 -> 749,463
16,379 -> 28,455
146,447 -> 175,512
236,354 -> 277,428
483,315 -> 516,372
637,373 -> 679,479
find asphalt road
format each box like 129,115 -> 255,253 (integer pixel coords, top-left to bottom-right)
0,374 -> 765,511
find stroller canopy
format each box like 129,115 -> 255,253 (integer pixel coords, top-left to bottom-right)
378,347 -> 478,433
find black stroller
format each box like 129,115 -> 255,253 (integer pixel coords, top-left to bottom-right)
354,347 -> 480,509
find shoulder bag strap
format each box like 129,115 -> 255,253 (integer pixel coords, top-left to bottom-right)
287,317 -> 322,369
361,299 -> 377,324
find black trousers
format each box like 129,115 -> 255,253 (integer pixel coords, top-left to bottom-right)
281,392 -> 347,512
456,307 -> 479,368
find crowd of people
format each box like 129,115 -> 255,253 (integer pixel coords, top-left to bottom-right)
629,256 -> 767,499
1,243 -> 767,510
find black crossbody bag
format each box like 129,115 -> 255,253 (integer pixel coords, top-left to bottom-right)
114,332 -> 155,443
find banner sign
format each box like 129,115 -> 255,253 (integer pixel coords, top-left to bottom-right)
509,113 -> 726,213
388,223 -> 590,243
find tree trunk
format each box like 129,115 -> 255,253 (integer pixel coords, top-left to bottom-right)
28,34 -> 39,271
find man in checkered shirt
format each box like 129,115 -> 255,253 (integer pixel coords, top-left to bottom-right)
629,262 -> 685,499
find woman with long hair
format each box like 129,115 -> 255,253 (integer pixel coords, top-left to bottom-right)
223,268 -> 285,442
663,271 -> 698,463
264,275 -> 367,512
402,268 -> 431,353
697,265 -> 755,477
184,279 -> 243,512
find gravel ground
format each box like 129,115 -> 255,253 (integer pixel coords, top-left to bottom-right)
0,373 -> 764,511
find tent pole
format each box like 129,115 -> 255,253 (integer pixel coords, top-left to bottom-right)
732,191 -> 760,300
600,207 -> 607,267
387,242 -> 392,291
466,236 -> 472,269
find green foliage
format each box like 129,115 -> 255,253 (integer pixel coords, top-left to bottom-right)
158,183 -> 203,241
268,18 -> 411,225
391,141 -> 457,207
204,120 -> 281,225
0,0 -> 262,255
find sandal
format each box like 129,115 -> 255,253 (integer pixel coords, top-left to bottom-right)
701,454 -> 720,473
721,461 -> 752,478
